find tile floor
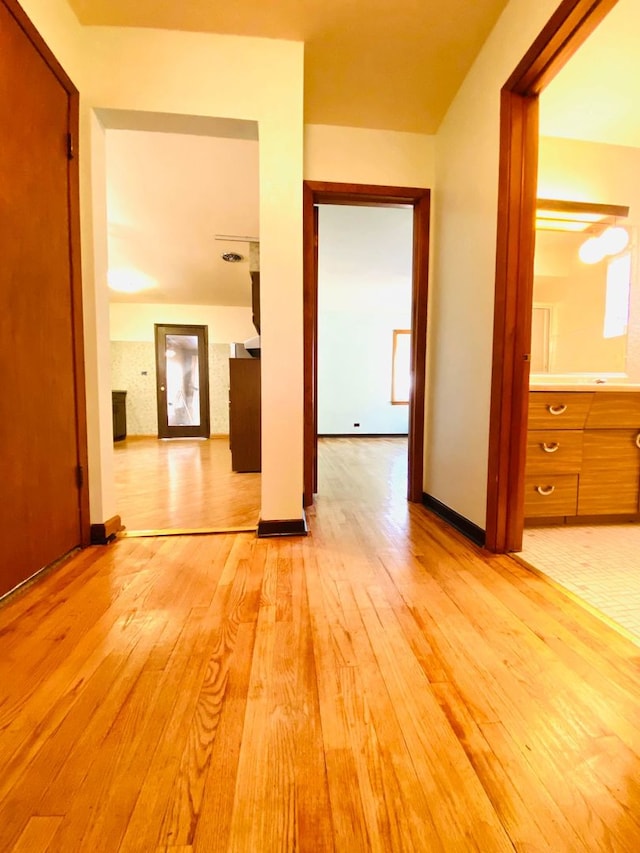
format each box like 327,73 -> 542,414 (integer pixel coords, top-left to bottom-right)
520,523 -> 640,645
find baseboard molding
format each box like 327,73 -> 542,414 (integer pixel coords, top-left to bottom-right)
257,513 -> 308,538
319,433 -> 408,438
422,494 -> 485,548
90,515 -> 123,545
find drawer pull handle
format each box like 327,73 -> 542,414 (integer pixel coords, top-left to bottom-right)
547,404 -> 567,416
541,442 -> 560,453
536,485 -> 555,496
636,433 -> 640,449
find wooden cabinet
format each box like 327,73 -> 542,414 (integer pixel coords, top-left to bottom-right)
525,390 -> 640,521
112,390 -> 127,441
229,358 -> 261,472
578,430 -> 640,515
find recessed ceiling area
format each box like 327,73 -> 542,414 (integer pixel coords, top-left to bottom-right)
66,0 -> 511,134
105,126 -> 259,306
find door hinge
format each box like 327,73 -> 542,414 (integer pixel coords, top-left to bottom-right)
67,132 -> 74,160
76,465 -> 84,489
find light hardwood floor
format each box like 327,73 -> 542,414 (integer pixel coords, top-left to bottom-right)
114,436 -> 261,533
1,437 -> 640,851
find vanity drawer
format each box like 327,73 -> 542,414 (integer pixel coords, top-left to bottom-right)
524,474 -> 578,518
528,392 -> 594,429
584,392 -> 640,428
525,429 -> 583,474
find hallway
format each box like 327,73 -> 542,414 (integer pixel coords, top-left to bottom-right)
1,439 -> 639,851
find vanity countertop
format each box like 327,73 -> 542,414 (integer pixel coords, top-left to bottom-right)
530,380 -> 640,392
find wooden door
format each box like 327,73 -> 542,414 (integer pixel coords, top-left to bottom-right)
155,324 -> 211,439
0,0 -> 88,597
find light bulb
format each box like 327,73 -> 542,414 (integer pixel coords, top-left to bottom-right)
578,236 -> 606,264
600,226 -> 629,256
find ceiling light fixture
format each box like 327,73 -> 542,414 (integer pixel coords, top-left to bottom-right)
222,252 -> 244,263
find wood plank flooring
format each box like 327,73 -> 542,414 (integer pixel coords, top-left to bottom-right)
1,437 -> 639,851
114,437 -> 261,532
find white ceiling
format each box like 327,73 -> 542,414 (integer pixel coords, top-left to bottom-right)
106,124 -> 258,306
540,0 -> 640,149
67,0 -> 511,135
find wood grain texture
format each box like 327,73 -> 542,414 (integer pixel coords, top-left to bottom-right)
114,436 -> 260,532
578,430 -> 640,515
1,437 -> 639,852
527,392 -> 594,429
525,429 -> 584,474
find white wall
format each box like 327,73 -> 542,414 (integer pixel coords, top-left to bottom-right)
317,206 -> 412,434
109,303 -> 255,342
109,302 -> 257,436
305,124 -> 435,187
17,3 -> 305,525
428,0 -> 561,528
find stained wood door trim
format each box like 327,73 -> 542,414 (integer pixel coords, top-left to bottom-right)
303,181 -> 430,506
486,0 -> 619,553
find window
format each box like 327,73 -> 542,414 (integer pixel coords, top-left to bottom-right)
603,253 -> 631,339
391,329 -> 411,404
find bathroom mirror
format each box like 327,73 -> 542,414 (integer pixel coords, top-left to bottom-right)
531,225 -> 638,379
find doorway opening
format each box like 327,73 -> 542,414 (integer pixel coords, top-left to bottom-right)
102,110 -> 261,535
314,203 -> 414,501
486,0 -> 620,554
303,181 -> 430,508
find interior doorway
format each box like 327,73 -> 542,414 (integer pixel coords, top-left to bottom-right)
303,181 -> 430,507
315,204 -> 414,493
155,324 -> 210,439
486,0 -> 621,553
102,111 -> 261,534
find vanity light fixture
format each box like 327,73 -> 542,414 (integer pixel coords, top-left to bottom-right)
536,198 -> 629,232
578,226 -> 630,264
536,199 -> 630,265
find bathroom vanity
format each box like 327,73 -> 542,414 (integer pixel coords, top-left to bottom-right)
525,383 -> 640,522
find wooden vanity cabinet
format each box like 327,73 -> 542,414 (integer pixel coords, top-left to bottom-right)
578,392 -> 640,515
578,430 -> 640,515
525,390 -> 640,520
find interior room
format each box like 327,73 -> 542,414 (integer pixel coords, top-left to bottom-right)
316,203 -> 413,501
517,0 -> 640,641
105,118 -> 262,533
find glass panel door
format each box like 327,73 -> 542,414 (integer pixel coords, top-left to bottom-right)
155,324 -> 210,438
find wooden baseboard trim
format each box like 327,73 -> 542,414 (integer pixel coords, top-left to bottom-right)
422,494 -> 485,548
257,513 -> 308,538
122,525 -> 256,538
90,515 -> 123,545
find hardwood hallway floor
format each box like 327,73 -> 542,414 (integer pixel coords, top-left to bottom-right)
1,438 -> 639,851
114,437 -> 261,533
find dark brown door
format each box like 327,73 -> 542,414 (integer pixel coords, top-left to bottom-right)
0,0 -> 88,596
155,324 -> 211,439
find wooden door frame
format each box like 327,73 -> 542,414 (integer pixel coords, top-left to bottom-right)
3,0 -> 90,547
303,181 -> 431,506
485,0 -> 619,552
